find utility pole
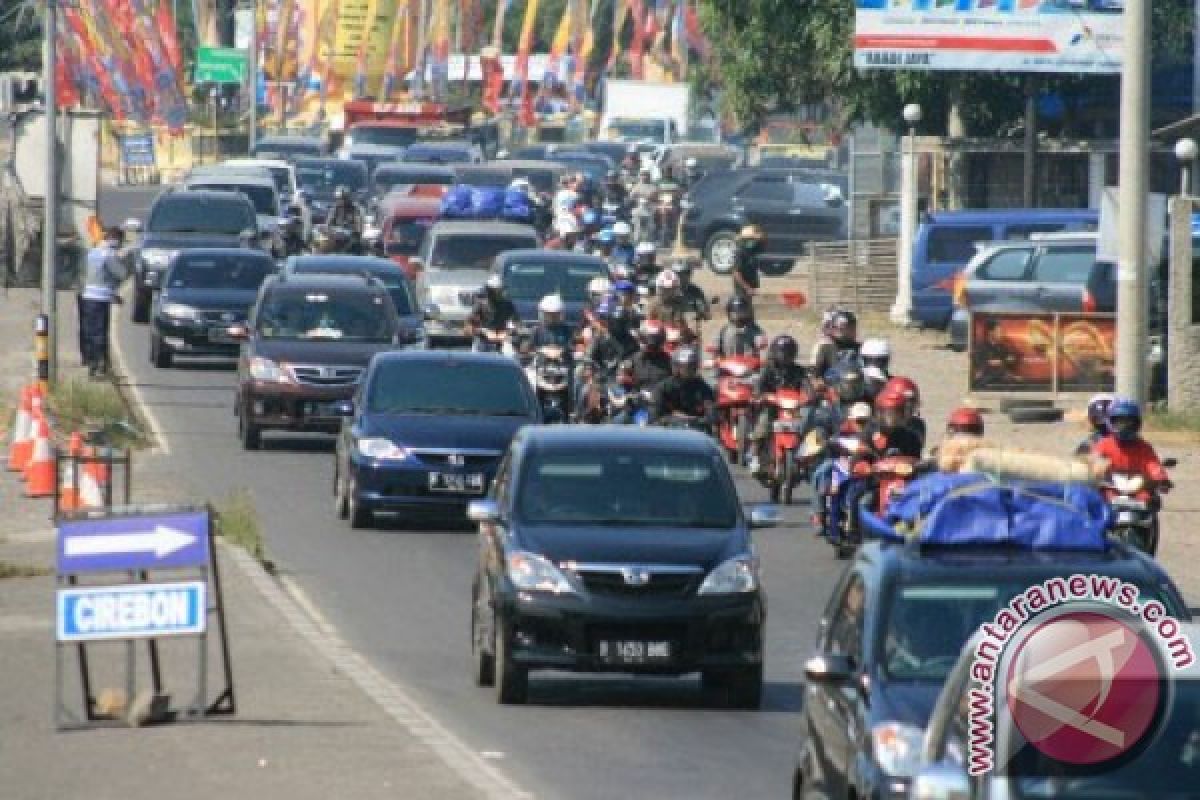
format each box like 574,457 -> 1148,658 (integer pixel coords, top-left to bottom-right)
43,0 -> 59,385
1115,0 -> 1150,403
892,103 -> 921,327
246,0 -> 258,151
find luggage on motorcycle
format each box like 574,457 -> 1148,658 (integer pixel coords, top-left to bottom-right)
439,185 -> 475,218
472,187 -> 505,218
860,473 -> 1112,552
501,189 -> 534,223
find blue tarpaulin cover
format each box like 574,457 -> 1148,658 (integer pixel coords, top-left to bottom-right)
860,473 -> 1113,551
439,185 -> 534,223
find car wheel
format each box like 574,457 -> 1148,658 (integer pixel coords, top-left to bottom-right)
347,477 -> 373,530
238,404 -> 262,451
150,335 -> 172,369
493,622 -> 528,705
1007,406 -> 1064,424
471,598 -> 495,688
705,230 -> 739,275
131,287 -> 151,324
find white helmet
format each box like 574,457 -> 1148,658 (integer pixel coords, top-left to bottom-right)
539,293 -> 565,315
588,276 -> 612,296
861,337 -> 891,359
849,402 -> 873,423
684,157 -> 698,168
655,269 -> 679,291
612,221 -> 632,238
636,241 -> 657,256
485,275 -> 504,291
555,213 -> 581,236
509,177 -> 532,193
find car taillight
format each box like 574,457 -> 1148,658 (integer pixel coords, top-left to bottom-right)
1082,288 -> 1097,313
951,273 -> 968,308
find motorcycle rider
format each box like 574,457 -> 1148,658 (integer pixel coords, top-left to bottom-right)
879,375 -> 926,448
553,174 -> 580,217
609,280 -> 643,357
746,335 -> 812,472
467,275 -> 519,352
733,224 -> 766,304
646,270 -> 693,328
655,346 -> 715,428
630,321 -> 673,393
633,241 -> 659,289
603,170 -> 628,208
547,213 -> 584,251
713,297 -> 767,358
864,387 -> 925,460
327,186 -> 364,252
590,228 -> 616,259
632,195 -> 656,245
1075,393 -> 1114,456
812,309 -> 862,382
530,294 -> 574,352
611,221 -> 636,267
1092,399 -> 1173,501
282,201 -> 308,255
655,165 -> 684,248
673,260 -> 711,325
683,157 -> 703,188
629,167 -> 659,205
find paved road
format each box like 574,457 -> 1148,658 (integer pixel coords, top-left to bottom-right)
108,193 -> 843,799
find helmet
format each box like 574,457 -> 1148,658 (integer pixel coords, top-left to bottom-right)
738,224 -> 766,242
588,277 -> 612,297
509,177 -> 532,193
875,388 -> 907,411
860,338 -> 891,370
1087,393 -> 1114,431
1107,398 -> 1142,441
882,376 -> 919,411
636,241 -> 657,256
555,213 -> 581,236
539,294 -> 564,315
946,407 -> 985,437
593,302 -> 613,321
684,157 -> 698,169
830,310 -> 857,342
848,402 -> 873,424
640,321 -> 667,350
672,346 -> 700,375
655,270 -> 679,291
612,221 -> 632,238
614,279 -> 636,294
836,369 -> 866,404
485,275 -> 504,292
611,264 -> 633,282
581,209 -> 600,229
768,335 -> 799,367
593,229 -> 615,245
863,365 -> 888,394
726,296 -> 752,325
335,185 -> 350,201
672,259 -> 693,278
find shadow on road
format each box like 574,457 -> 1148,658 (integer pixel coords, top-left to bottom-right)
522,677 -> 805,714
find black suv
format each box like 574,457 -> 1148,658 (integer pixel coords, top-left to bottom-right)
132,190 -> 260,323
680,169 -> 847,275
234,273 -> 402,450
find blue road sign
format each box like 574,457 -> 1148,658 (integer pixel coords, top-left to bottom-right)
57,511 -> 211,574
56,581 -> 207,642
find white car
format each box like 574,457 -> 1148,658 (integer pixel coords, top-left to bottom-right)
221,158 -> 311,238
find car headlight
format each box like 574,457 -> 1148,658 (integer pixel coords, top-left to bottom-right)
697,555 -> 759,595
871,722 -> 925,777
159,302 -> 198,320
141,248 -> 176,268
506,550 -> 576,595
248,356 -> 291,383
432,286 -> 461,306
356,437 -> 411,460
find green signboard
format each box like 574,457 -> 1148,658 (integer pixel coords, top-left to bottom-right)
195,47 -> 248,84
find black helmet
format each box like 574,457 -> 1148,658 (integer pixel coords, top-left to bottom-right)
830,310 -> 857,342
672,346 -> 700,375
640,321 -> 667,350
726,296 -> 752,325
835,369 -> 865,404
768,335 -> 798,367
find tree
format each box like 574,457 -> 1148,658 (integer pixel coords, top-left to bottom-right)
0,3 -> 42,73
695,0 -> 1194,135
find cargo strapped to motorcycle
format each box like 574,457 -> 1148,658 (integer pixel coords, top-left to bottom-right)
860,473 -> 1113,552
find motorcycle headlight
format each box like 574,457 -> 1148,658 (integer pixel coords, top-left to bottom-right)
506,550 -> 577,595
159,302 -> 199,320
356,437 -> 411,461
871,722 -> 925,777
141,248 -> 176,268
697,555 -> 759,595
248,356 -> 292,384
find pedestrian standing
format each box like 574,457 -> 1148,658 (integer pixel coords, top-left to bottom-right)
732,224 -> 766,308
79,226 -> 128,378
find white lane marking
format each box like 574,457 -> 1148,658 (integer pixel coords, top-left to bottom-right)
111,288 -> 170,455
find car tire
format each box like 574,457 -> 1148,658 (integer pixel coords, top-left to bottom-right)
131,287 -> 151,324
1007,406 -> 1064,424
997,397 -> 1053,412
238,405 -> 262,451
494,624 -> 527,705
471,601 -> 495,688
727,664 -> 763,710
150,335 -> 172,369
705,229 -> 739,275
347,477 -> 373,530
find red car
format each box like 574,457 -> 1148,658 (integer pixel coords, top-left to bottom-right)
379,195 -> 442,279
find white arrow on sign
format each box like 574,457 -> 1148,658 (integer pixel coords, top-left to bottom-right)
63,526 -> 198,559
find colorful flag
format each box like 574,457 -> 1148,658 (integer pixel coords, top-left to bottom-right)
683,1 -> 709,59
56,34 -> 82,109
547,3 -> 571,80
670,0 -> 686,78
608,0 -> 629,70
353,0 -> 379,97
429,0 -> 451,97
516,0 -> 541,125
154,0 -> 183,73
572,0 -> 594,101
628,0 -> 645,79
491,0 -> 510,49
381,0 -> 409,100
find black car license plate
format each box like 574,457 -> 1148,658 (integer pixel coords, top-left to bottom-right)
428,472 -> 485,493
596,640 -> 673,665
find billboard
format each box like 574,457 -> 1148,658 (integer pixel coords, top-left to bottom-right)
969,311 -> 1115,393
854,1 -> 1124,74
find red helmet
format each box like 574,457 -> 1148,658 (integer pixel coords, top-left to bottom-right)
883,376 -> 920,407
946,407 -> 985,436
875,387 -> 908,411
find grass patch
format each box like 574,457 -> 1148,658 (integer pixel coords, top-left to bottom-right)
0,561 -> 51,579
215,490 -> 273,571
1146,408 -> 1200,434
47,378 -> 148,449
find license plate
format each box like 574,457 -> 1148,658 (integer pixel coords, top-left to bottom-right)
596,640 -> 673,665
428,472 -> 485,493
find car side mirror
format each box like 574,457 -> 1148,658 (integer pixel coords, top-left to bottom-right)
803,653 -> 854,684
746,504 -> 781,529
1163,457 -> 1178,469
423,303 -> 440,321
467,500 -> 501,523
910,764 -> 971,800
330,399 -> 355,417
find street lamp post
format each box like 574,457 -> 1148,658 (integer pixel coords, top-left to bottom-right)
1176,138 -> 1197,197
1168,139 -> 1198,411
42,0 -> 59,385
891,103 -> 922,327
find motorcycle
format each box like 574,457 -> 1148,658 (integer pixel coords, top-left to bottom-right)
869,454 -> 920,515
474,325 -> 515,354
820,431 -> 874,560
761,388 -> 814,505
312,224 -> 361,255
607,385 -> 655,426
529,345 -> 571,423
709,352 -> 761,466
1102,461 -> 1174,556
281,215 -> 308,256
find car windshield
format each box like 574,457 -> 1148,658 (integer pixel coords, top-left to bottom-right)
349,127 -> 418,148
456,168 -> 509,187
188,184 -> 277,215
148,198 -> 254,234
405,147 -> 472,164
296,161 -> 368,194
1008,679 -> 1200,798
430,234 -> 538,270
289,266 -> 415,314
504,261 -> 605,303
517,450 -> 737,528
254,140 -> 321,158
881,581 -> 1179,683
609,120 -> 667,143
167,255 -> 272,290
256,291 -> 394,342
385,220 -> 432,255
366,362 -> 533,416
554,157 -> 609,181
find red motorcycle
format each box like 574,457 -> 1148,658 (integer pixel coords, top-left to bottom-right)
709,353 -> 761,465
761,388 -> 813,505
868,454 -> 920,514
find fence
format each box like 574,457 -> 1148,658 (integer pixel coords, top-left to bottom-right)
783,238 -> 898,315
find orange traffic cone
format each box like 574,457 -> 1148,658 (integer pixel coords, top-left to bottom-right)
24,414 -> 56,498
78,447 -> 106,510
58,433 -> 84,512
7,385 -> 34,472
